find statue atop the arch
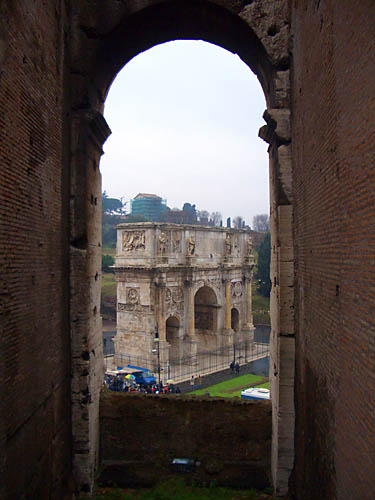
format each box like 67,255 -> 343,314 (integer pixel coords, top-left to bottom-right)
225,233 -> 232,255
247,236 -> 253,255
158,231 -> 168,255
187,235 -> 195,256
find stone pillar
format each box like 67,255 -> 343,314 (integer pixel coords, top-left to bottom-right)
225,280 -> 232,330
246,276 -> 254,328
260,106 -> 294,496
158,286 -> 166,342
70,109 -> 111,493
188,284 -> 195,337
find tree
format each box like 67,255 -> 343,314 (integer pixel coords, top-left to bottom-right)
210,211 -> 222,226
256,232 -> 271,297
102,192 -> 127,247
197,210 -> 210,224
233,215 -> 244,229
182,202 -> 197,224
102,254 -> 114,274
253,213 -> 269,232
102,194 -> 126,215
124,214 -> 149,223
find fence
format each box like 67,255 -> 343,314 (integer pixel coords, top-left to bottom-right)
105,341 -> 270,384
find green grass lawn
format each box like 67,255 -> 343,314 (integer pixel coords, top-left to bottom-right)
102,272 -> 117,298
187,373 -> 269,398
83,479 -> 276,500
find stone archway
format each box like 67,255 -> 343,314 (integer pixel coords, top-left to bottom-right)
166,315 -> 180,361
194,286 -> 218,334
68,0 -> 294,494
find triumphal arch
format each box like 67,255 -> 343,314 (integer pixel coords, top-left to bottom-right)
114,223 -> 255,380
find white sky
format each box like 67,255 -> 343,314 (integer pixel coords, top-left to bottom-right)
100,40 -> 269,227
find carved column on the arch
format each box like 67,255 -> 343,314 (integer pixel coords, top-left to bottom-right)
187,282 -> 195,338
244,272 -> 254,330
155,277 -> 167,342
70,109 -> 111,492
259,107 -> 295,496
224,279 -> 232,330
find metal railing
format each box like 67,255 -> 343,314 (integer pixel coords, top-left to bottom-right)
105,341 -> 269,384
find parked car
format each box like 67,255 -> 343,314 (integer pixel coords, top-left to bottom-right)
241,387 -> 270,400
126,365 -> 156,387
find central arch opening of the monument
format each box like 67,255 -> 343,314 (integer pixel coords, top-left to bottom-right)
194,286 -> 218,336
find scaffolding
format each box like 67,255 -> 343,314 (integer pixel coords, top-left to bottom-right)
130,193 -> 167,221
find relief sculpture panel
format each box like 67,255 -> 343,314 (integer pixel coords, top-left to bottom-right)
165,287 -> 184,309
122,231 -> 146,252
127,287 -> 139,304
172,231 -> 181,252
172,287 -> 183,304
232,281 -> 243,298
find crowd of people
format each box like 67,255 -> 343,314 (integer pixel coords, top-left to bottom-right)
104,373 -> 181,394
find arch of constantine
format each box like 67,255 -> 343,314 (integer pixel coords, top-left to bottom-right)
114,223 -> 255,381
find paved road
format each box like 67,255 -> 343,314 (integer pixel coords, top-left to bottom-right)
103,331 -> 115,356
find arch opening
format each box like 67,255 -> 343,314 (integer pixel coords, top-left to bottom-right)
166,315 -> 180,361
194,286 -> 218,335
231,307 -> 239,332
95,0 -> 276,108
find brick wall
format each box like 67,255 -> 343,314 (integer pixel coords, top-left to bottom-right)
0,1 -> 72,498
100,390 -> 272,489
291,1 -> 375,498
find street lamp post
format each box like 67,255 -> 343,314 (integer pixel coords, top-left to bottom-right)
153,326 -> 161,387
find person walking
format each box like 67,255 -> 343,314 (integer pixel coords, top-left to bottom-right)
235,362 -> 240,376
190,375 -> 195,388
230,361 -> 235,373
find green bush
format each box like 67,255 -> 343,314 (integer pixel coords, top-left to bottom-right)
102,254 -> 115,274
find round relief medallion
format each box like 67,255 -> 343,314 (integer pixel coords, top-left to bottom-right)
165,288 -> 172,303
127,288 -> 139,304
172,287 -> 183,303
233,281 -> 242,297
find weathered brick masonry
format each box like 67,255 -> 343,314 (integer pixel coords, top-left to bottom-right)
0,1 -> 72,498
1,0 -> 375,499
292,1 -> 375,498
100,391 -> 271,489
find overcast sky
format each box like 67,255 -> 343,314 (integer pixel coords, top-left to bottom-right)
100,40 -> 269,227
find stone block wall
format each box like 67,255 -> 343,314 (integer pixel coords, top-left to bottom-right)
291,1 -> 375,498
0,1 -> 72,498
100,390 -> 271,489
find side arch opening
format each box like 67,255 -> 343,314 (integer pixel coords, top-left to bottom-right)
231,307 -> 240,332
